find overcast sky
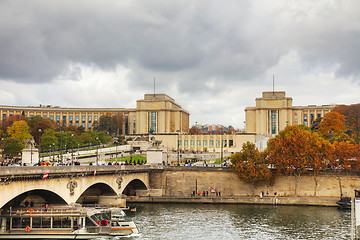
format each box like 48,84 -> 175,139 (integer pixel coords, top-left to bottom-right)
0,0 -> 359,129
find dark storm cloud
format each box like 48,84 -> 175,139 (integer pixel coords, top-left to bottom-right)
0,0 -> 359,88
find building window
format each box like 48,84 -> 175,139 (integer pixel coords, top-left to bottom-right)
95,116 -> 98,121
88,123 -> 92,128
178,140 -> 182,148
295,114 -> 298,125
229,140 -> 233,147
69,116 -> 73,121
76,116 -> 79,122
191,140 -> 195,147
197,140 -> 201,147
82,116 -> 86,122
185,140 -> 188,147
125,116 -> 128,135
43,115 -> 47,118
2,114 -> 6,122
50,115 -> 53,120
56,115 -> 60,121
203,140 -> 207,148
223,140 -> 227,147
88,116 -> 92,122
270,110 -> 277,134
148,112 -> 157,133
317,113 -> 321,119
30,115 -> 33,117
216,140 -> 220,148
63,116 -> 66,125
304,114 -> 308,126
82,123 -> 85,128
310,114 -> 314,124
76,122 -> 79,127
210,140 -> 214,148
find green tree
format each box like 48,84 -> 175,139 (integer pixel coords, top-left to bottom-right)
230,142 -> 271,195
7,120 -> 31,143
97,131 -> 112,144
41,129 -> 59,151
2,137 -> 24,157
96,116 -> 116,135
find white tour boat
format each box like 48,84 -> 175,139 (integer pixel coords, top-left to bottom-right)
0,206 -> 138,239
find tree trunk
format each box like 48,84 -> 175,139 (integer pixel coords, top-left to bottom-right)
251,184 -> 255,196
337,173 -> 343,196
294,174 -> 300,197
313,175 -> 318,197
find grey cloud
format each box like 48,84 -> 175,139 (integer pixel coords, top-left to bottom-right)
0,0 -> 359,90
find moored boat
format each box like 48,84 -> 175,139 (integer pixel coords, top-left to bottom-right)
336,196 -> 352,209
0,206 -> 138,239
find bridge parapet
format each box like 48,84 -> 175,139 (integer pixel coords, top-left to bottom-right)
0,165 -> 165,179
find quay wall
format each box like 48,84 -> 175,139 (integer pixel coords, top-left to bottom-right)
147,168 -> 360,198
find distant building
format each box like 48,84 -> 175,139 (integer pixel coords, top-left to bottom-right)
245,91 -> 335,136
0,94 -> 189,135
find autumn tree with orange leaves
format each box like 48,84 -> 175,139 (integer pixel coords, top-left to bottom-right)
328,141 -> 358,196
318,112 -> 345,140
333,104 -> 360,143
267,125 -> 330,196
230,142 -> 272,195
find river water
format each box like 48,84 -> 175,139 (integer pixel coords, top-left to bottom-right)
119,203 -> 350,240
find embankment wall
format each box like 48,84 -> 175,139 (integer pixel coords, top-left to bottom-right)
150,168 -> 360,198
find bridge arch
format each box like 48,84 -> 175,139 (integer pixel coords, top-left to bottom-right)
76,182 -> 118,205
2,189 -> 68,209
122,179 -> 148,196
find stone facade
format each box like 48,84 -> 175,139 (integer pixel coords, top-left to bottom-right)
245,91 -> 335,136
0,94 -> 189,135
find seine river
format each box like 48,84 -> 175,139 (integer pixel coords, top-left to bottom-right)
117,203 -> 350,240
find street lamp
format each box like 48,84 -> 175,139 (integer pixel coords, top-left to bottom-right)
115,138 -> 119,164
49,144 -> 52,162
96,137 -> 99,166
176,130 -> 180,166
38,129 -> 42,164
52,143 -> 55,162
71,134 -> 74,165
77,143 -> 80,160
60,130 -> 63,163
64,144 -> 67,162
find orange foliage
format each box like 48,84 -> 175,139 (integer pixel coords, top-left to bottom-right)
230,142 -> 271,186
318,112 -> 345,139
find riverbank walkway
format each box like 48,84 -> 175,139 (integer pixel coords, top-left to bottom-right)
127,195 -> 339,207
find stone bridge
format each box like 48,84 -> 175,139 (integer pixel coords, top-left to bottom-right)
0,165 -> 163,209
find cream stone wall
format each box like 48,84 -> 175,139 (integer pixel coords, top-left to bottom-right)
158,169 -> 359,198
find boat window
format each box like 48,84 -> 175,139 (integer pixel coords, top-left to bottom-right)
86,217 -> 97,227
11,218 -> 21,228
42,217 -> 51,228
11,217 -> 30,229
53,217 -> 72,228
32,217 -> 41,228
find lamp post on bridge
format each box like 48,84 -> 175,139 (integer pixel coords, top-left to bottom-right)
60,130 -> 63,163
176,130 -> 180,166
71,134 -> 74,165
38,129 -> 42,164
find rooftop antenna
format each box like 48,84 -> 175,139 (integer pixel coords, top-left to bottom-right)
154,77 -> 156,97
273,74 -> 275,93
